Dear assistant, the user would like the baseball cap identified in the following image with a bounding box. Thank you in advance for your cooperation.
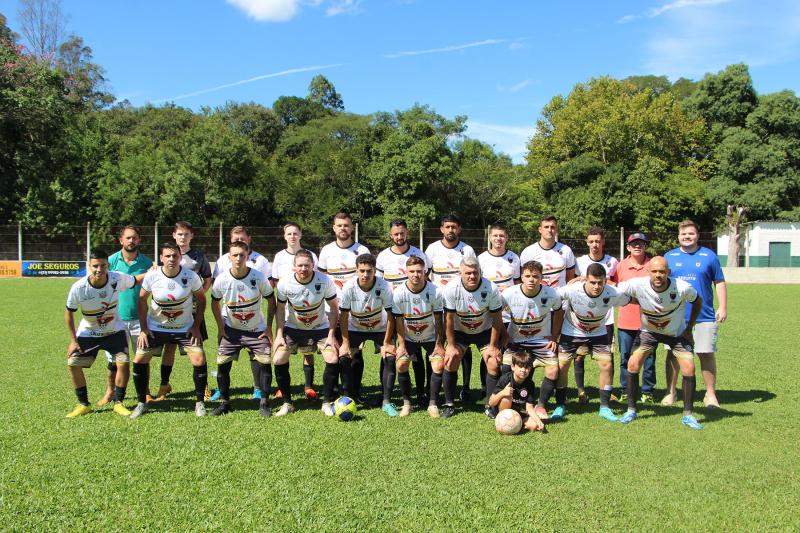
[627,232,649,244]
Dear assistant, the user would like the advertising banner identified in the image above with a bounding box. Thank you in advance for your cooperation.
[0,261,22,278]
[21,261,86,277]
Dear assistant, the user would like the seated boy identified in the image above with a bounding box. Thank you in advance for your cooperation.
[488,352,545,432]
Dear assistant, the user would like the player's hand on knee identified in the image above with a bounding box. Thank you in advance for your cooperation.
[137,330,152,349]
[338,343,351,358]
[67,340,81,357]
[380,343,396,358]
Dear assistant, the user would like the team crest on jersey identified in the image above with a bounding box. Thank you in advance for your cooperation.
[376,289,382,297]
[507,257,513,264]
[181,277,188,286]
[603,297,610,304]
[168,282,176,289]
[670,292,677,301]
[413,297,421,304]
[99,291,107,298]
[481,291,487,299]
[541,297,548,305]
[695,262,701,268]
[250,278,256,287]
[238,284,245,291]
[655,296,662,304]
[588,301,596,308]
[111,281,117,290]
[314,284,321,292]
[520,389,528,398]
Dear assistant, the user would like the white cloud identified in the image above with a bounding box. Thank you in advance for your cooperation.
[509,79,532,93]
[618,0,730,24]
[466,121,535,163]
[153,64,344,103]
[226,0,300,22]
[385,39,505,59]
[326,0,360,16]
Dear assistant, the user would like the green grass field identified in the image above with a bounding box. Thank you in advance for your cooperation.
[0,280,798,531]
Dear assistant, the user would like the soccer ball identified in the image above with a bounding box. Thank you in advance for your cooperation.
[495,409,522,435]
[334,396,358,421]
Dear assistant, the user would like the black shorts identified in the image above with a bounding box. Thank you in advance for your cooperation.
[404,340,437,362]
[347,330,387,350]
[68,331,129,367]
[634,330,694,360]
[558,334,612,362]
[453,329,492,352]
[136,330,205,356]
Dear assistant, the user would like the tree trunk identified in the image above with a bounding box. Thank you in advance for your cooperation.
[725,205,748,268]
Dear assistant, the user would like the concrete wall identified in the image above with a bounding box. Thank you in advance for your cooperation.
[718,222,800,267]
[721,267,800,283]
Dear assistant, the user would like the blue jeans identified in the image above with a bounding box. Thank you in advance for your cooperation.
[618,329,655,394]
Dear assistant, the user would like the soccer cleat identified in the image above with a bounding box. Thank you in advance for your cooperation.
[427,405,440,418]
[620,410,638,424]
[129,402,149,420]
[195,402,207,417]
[641,393,654,404]
[304,387,318,400]
[274,402,295,417]
[661,393,676,406]
[598,406,619,422]
[617,393,627,404]
[681,415,703,430]
[534,405,549,421]
[66,404,93,418]
[459,388,472,404]
[400,404,412,417]
[154,383,172,401]
[112,402,132,417]
[353,395,368,406]
[273,388,284,400]
[484,405,496,420]
[210,402,232,416]
[382,403,399,417]
[610,393,620,403]
[203,386,212,401]
[252,388,262,401]
[209,389,222,402]
[440,405,455,419]
[577,390,589,404]
[321,402,335,417]
[550,405,567,421]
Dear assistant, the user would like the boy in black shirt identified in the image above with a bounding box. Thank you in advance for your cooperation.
[489,352,545,432]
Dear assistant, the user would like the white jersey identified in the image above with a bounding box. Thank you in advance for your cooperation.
[211,268,274,332]
[276,271,337,331]
[618,277,698,337]
[558,283,630,338]
[519,242,576,288]
[213,250,271,280]
[479,249,520,322]
[575,253,620,325]
[502,285,562,345]
[392,281,443,343]
[66,272,136,337]
[340,277,393,332]
[271,249,319,282]
[142,266,204,332]
[375,245,429,290]
[317,241,370,295]
[424,240,477,287]
[442,277,503,334]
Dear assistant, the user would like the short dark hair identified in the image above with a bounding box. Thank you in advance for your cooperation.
[539,215,558,226]
[333,211,352,223]
[230,225,250,237]
[355,253,376,268]
[440,213,461,226]
[586,263,607,279]
[511,351,533,368]
[406,255,426,268]
[159,241,181,255]
[229,240,250,252]
[118,225,140,237]
[174,221,193,232]
[89,248,108,261]
[294,249,314,264]
[389,218,407,229]
[521,261,543,275]
[489,222,508,234]
[587,226,604,239]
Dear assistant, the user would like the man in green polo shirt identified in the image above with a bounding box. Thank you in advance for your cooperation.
[101,226,153,406]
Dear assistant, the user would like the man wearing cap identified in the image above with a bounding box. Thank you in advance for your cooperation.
[612,232,654,403]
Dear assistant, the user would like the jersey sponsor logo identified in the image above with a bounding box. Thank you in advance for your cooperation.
[238,283,245,291]
[168,282,176,289]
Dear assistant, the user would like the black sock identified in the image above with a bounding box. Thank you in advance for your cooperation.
[383,356,397,402]
[682,376,696,414]
[275,363,291,402]
[627,372,640,411]
[479,358,487,389]
[501,364,512,376]
[600,389,611,408]
[250,359,262,390]
[462,349,472,389]
[352,352,364,398]
[485,372,499,404]
[303,363,315,389]
[323,362,340,402]
[133,362,149,403]
[193,364,208,402]
[75,386,89,406]
[398,371,412,401]
[411,356,425,398]
[555,387,567,407]
[574,358,585,390]
[539,377,556,406]
[430,372,443,406]
[339,357,353,398]
[160,364,173,386]
[379,357,385,390]
[107,361,116,373]
[113,385,126,403]
[217,362,232,401]
[259,363,272,397]
[443,370,458,406]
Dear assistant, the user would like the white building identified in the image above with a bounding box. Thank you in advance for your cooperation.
[717,221,800,267]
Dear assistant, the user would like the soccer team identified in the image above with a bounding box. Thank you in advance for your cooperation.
[64,213,727,430]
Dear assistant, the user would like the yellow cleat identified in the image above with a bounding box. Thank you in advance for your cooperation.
[112,402,132,417]
[66,404,93,418]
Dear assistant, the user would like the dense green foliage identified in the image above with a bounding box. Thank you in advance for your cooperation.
[1,14,798,238]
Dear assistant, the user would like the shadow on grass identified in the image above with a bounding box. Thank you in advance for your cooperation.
[715,389,776,405]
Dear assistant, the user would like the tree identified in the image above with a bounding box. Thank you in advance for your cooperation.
[725,205,747,268]
[56,35,113,109]
[684,64,757,130]
[307,74,344,111]
[214,102,283,156]
[273,95,330,127]
[17,0,66,63]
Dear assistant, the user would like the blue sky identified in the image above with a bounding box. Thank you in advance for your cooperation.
[3,0,800,162]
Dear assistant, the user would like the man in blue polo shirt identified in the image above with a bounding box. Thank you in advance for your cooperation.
[663,219,727,408]
[104,226,153,405]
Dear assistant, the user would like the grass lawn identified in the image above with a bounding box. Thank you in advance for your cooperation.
[0,280,798,531]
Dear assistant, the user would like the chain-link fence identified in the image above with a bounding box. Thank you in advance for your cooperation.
[0,224,718,263]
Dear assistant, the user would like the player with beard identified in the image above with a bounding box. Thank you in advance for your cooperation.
[271,222,319,400]
[519,215,576,288]
[425,214,479,405]
[618,257,704,429]
[376,219,430,406]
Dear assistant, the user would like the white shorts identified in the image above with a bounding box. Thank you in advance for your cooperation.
[664,322,718,354]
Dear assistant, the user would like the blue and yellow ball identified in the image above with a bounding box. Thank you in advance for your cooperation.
[334,396,357,421]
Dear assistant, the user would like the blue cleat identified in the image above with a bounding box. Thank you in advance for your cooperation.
[382,403,399,417]
[681,415,703,430]
[598,406,620,422]
[252,388,262,400]
[620,410,638,424]
[210,389,222,402]
[550,405,567,420]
